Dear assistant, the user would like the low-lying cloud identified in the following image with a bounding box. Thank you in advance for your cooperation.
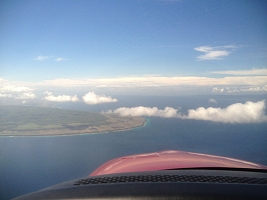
[212,85,267,93]
[0,81,36,100]
[44,91,79,102]
[107,106,181,118]
[186,100,267,123]
[107,100,267,123]
[83,92,118,105]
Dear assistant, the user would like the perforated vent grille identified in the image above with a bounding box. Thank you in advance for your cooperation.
[74,175,267,185]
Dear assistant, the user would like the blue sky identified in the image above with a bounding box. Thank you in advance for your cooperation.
[0,0,267,99]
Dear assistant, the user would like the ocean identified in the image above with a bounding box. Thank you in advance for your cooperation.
[1,95,267,199]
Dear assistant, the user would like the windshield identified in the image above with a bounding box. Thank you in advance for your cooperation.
[1,0,266,199]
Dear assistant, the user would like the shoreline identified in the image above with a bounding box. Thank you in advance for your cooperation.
[0,117,147,137]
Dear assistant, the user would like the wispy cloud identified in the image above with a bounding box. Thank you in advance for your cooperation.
[34,55,67,62]
[194,45,238,60]
[106,100,267,123]
[55,57,67,62]
[82,92,118,105]
[44,91,79,102]
[34,55,52,61]
[210,68,267,75]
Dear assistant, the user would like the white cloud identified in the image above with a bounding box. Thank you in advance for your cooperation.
[194,45,238,60]
[0,85,33,93]
[16,92,36,99]
[0,93,13,98]
[185,100,267,123]
[34,55,52,61]
[0,92,36,100]
[107,106,181,118]
[0,81,36,100]
[82,92,118,105]
[240,85,267,92]
[209,99,217,104]
[212,87,224,93]
[44,91,79,102]
[107,100,267,123]
[212,85,267,93]
[34,55,67,62]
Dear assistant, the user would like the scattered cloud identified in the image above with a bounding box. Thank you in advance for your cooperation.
[82,92,118,105]
[15,92,36,99]
[209,99,217,104]
[185,100,267,123]
[194,45,238,60]
[107,106,181,118]
[240,85,267,92]
[212,85,267,93]
[0,80,36,100]
[212,87,224,93]
[107,100,267,123]
[210,69,267,76]
[44,91,79,102]
[0,85,32,93]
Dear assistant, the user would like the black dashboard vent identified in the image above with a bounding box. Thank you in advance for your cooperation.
[74,175,267,185]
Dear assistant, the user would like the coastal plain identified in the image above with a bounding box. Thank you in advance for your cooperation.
[0,106,146,136]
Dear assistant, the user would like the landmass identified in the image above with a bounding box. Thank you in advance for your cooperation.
[0,106,146,136]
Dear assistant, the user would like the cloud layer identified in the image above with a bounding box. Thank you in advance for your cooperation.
[38,74,267,88]
[107,100,267,123]
[83,92,118,105]
[194,45,237,60]
[210,69,267,76]
[44,91,79,102]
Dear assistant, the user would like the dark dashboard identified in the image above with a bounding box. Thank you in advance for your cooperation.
[13,169,267,200]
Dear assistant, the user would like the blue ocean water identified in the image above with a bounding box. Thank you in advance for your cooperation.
[1,95,267,199]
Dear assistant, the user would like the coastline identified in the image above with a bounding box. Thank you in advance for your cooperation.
[0,116,147,137]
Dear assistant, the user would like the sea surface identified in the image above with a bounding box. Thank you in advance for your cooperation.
[1,95,267,199]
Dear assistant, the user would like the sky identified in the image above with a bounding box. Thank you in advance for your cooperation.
[0,0,267,120]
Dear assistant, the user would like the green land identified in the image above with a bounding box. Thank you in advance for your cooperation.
[0,106,146,136]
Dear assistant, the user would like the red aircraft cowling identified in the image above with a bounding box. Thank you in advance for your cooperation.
[90,150,267,176]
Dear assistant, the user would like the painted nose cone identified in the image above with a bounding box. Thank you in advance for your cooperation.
[90,150,267,176]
